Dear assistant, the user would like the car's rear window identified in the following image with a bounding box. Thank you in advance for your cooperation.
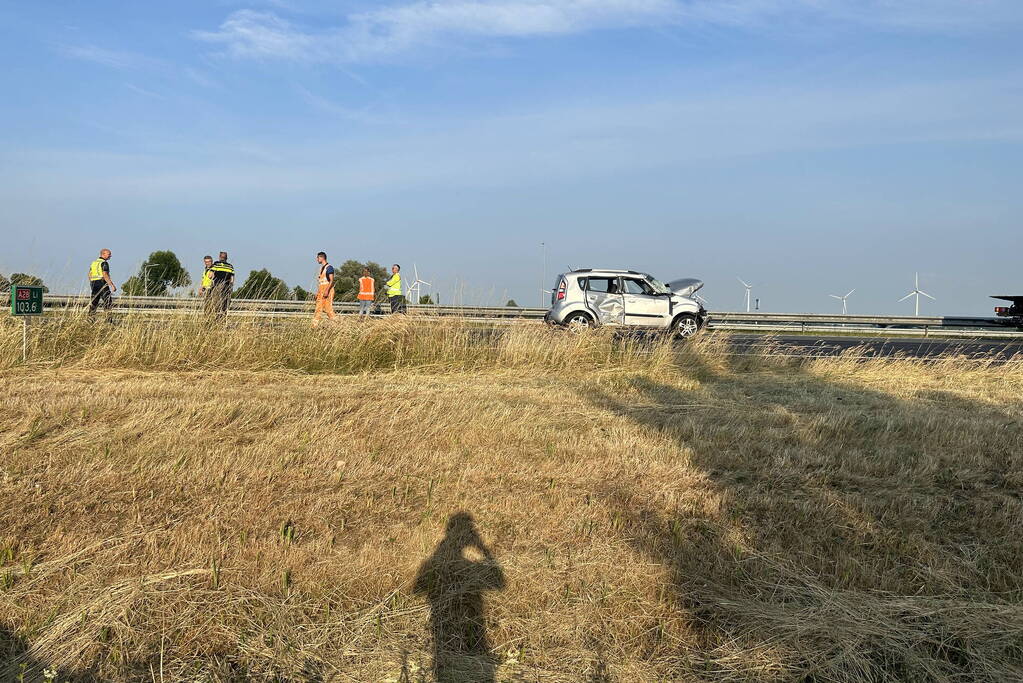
[582,277,618,293]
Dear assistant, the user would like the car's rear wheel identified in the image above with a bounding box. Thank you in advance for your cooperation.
[564,312,594,331]
[672,313,699,339]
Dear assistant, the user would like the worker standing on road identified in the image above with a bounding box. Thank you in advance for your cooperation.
[198,255,216,315]
[198,255,214,296]
[88,248,116,313]
[209,251,235,318]
[386,264,405,314]
[312,251,336,326]
[357,267,375,317]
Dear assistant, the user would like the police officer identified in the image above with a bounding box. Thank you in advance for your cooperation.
[88,248,116,313]
[209,251,235,317]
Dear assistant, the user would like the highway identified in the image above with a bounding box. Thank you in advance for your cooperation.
[726,334,1023,360]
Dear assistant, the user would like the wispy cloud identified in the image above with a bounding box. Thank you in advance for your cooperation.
[124,83,167,99]
[7,70,1021,200]
[294,84,384,123]
[193,0,1023,64]
[194,1,683,63]
[60,44,150,69]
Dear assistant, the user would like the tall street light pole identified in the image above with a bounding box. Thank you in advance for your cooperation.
[540,242,547,308]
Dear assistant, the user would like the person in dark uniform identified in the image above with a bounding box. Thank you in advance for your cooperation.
[88,248,116,313]
[209,251,235,317]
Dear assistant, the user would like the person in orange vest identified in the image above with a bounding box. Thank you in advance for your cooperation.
[312,251,336,326]
[357,267,375,316]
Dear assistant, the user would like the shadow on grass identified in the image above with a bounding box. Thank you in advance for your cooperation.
[1,624,57,683]
[414,512,506,683]
[588,351,1023,680]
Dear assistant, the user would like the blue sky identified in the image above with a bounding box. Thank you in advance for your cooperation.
[1,0,1021,313]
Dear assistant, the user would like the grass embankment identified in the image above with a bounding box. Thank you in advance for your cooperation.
[1,315,1021,681]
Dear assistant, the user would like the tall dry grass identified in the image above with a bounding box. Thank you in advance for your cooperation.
[1,313,1021,681]
[0,313,675,375]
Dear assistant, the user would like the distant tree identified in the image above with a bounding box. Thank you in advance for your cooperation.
[0,274,9,292]
[122,250,191,296]
[293,285,313,301]
[332,260,389,302]
[235,269,290,300]
[419,294,434,305]
[505,299,518,307]
[9,273,48,293]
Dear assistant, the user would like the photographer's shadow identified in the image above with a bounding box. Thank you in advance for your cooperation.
[414,513,505,683]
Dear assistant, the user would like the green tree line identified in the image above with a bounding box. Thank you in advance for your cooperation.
[0,273,48,293]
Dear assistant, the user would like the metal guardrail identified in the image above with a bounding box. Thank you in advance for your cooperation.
[34,294,1023,337]
[42,294,547,319]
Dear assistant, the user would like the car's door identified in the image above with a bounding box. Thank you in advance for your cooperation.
[621,277,670,327]
[582,276,625,325]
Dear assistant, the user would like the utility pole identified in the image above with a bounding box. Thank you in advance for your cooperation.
[540,242,547,308]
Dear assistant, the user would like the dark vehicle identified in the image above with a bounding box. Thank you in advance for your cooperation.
[991,295,1023,329]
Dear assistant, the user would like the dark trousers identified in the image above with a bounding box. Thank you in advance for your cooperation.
[210,285,232,317]
[89,280,112,312]
[389,295,406,314]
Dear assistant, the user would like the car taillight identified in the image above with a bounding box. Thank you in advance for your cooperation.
[556,280,567,301]
[995,307,1008,314]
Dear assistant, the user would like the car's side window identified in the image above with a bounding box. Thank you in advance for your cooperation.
[586,277,618,294]
[623,278,654,295]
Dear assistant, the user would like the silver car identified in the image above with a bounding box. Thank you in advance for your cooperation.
[545,269,708,337]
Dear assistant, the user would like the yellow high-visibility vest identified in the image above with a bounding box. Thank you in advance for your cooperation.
[201,268,213,289]
[386,273,402,297]
[89,258,106,281]
[210,261,234,275]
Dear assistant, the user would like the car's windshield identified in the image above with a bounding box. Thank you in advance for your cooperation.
[647,278,671,294]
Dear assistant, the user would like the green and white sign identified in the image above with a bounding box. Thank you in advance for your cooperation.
[10,285,44,316]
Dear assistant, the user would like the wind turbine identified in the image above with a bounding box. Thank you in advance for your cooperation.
[898,272,934,316]
[737,277,753,313]
[405,264,433,305]
[829,289,855,315]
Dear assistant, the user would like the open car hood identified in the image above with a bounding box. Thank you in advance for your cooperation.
[667,278,704,297]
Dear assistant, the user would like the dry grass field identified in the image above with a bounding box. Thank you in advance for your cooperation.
[1,315,1022,681]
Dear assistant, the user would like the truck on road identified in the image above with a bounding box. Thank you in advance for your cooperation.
[992,296,1023,329]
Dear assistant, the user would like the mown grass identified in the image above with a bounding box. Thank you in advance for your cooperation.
[0,314,1021,681]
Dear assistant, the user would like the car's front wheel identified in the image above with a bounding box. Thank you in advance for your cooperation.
[564,312,594,331]
[672,313,700,339]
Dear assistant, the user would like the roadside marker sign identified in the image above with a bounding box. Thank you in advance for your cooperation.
[10,285,43,362]
[11,285,44,316]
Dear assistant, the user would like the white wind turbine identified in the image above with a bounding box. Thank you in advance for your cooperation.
[405,264,432,305]
[898,272,934,316]
[737,277,753,312]
[829,289,855,315]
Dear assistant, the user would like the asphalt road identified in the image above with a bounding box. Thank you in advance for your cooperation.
[727,334,1023,360]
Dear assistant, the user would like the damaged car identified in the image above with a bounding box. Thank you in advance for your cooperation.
[545,269,709,337]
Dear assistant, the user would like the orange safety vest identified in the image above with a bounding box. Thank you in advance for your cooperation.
[358,276,375,301]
